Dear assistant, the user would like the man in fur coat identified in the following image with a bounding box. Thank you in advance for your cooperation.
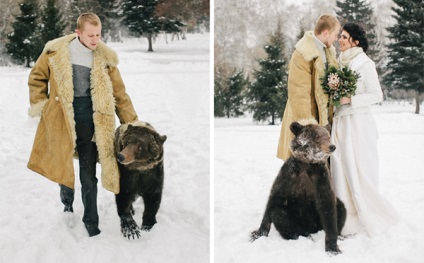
[277,14,340,161]
[27,13,138,236]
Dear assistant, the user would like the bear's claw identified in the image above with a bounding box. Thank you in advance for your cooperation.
[325,243,342,255]
[121,216,141,239]
[249,229,268,243]
[141,225,154,232]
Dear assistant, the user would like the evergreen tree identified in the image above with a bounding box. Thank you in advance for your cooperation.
[6,0,38,67]
[214,61,230,117]
[97,0,124,42]
[214,78,225,117]
[215,70,246,118]
[65,0,122,41]
[247,21,288,125]
[296,25,305,44]
[36,0,66,57]
[40,0,66,43]
[67,0,103,31]
[158,17,184,36]
[122,0,161,51]
[335,0,379,60]
[384,0,423,114]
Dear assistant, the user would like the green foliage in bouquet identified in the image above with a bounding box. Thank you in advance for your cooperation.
[321,66,360,107]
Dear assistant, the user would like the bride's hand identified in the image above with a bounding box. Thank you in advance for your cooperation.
[340,97,351,105]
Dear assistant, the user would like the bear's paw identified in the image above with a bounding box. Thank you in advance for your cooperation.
[120,215,141,239]
[249,228,269,242]
[140,224,154,232]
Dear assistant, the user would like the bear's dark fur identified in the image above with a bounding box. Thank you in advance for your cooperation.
[114,121,167,239]
[250,121,346,254]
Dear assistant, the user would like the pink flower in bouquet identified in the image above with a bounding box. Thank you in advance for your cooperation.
[327,73,340,90]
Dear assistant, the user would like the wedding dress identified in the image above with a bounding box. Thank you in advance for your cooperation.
[330,48,399,236]
[331,114,399,236]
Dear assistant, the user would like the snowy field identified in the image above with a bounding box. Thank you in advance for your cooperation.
[215,103,424,263]
[0,33,210,263]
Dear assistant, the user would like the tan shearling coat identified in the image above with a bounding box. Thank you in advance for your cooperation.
[276,31,338,160]
[28,33,138,194]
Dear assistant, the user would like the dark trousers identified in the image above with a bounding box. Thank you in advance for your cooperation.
[60,120,98,227]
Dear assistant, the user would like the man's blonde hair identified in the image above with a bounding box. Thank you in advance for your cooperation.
[76,13,101,31]
[314,14,340,35]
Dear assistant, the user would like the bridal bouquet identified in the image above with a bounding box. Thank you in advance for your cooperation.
[321,66,360,107]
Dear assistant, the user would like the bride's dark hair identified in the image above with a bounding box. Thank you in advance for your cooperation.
[342,23,369,53]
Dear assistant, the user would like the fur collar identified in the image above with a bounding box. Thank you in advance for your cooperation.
[44,33,118,67]
[296,31,337,63]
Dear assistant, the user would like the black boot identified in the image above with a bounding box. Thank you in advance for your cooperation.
[85,224,101,237]
[60,184,74,213]
[64,204,74,213]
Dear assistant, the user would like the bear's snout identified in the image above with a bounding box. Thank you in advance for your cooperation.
[329,145,336,152]
[117,153,126,163]
[117,151,135,165]
[117,145,136,165]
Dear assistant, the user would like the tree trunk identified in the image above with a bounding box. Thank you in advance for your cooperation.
[270,114,275,125]
[147,34,154,52]
[415,91,420,114]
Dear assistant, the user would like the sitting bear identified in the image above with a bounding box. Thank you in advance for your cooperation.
[250,121,346,254]
[115,121,167,239]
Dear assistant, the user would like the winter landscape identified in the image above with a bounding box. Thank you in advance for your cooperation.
[214,0,423,260]
[214,103,424,262]
[0,33,210,263]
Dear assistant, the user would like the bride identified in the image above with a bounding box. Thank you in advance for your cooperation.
[330,22,399,237]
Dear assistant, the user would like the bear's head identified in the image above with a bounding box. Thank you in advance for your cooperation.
[116,122,167,170]
[289,121,335,164]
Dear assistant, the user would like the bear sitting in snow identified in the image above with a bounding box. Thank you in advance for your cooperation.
[115,121,167,239]
[250,121,346,254]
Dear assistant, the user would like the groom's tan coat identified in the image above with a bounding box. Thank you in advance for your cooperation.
[27,34,138,194]
[277,31,338,160]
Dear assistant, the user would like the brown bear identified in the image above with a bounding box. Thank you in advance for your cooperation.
[250,121,346,254]
[114,121,167,239]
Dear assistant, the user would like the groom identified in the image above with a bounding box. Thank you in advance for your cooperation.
[276,14,340,161]
[27,13,138,237]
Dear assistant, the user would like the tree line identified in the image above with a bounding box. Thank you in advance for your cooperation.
[1,0,210,67]
[214,0,423,121]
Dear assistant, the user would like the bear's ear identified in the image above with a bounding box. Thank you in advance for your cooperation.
[160,135,167,143]
[324,123,331,133]
[154,134,167,144]
[125,124,135,133]
[290,122,304,136]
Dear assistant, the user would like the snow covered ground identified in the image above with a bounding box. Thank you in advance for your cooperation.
[1,28,423,263]
[0,33,210,263]
[214,103,424,262]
